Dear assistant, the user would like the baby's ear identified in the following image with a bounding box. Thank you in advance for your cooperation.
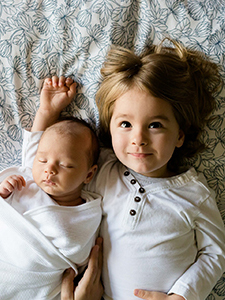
[84,165,98,184]
[176,130,185,148]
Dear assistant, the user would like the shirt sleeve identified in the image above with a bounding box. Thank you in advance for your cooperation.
[168,191,225,300]
[22,130,43,168]
[86,147,118,194]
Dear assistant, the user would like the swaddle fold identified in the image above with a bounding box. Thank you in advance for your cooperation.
[0,168,101,299]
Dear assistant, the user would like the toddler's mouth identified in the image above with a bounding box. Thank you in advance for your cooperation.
[129,153,152,158]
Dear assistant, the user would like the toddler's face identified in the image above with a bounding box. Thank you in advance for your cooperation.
[32,128,94,205]
[109,87,185,178]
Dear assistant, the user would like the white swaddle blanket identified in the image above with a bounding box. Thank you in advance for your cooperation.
[0,167,102,300]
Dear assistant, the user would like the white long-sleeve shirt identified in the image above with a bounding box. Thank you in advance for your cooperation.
[23,130,225,300]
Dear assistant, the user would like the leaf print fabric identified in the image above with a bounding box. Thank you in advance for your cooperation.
[0,1,224,298]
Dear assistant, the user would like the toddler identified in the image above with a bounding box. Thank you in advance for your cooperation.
[23,40,225,300]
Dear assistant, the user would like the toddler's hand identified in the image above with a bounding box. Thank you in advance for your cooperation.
[0,175,26,199]
[134,290,185,300]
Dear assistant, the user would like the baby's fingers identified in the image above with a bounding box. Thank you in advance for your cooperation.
[67,81,77,99]
[7,175,26,191]
[17,175,26,190]
[52,75,59,87]
[65,77,74,87]
[43,77,53,87]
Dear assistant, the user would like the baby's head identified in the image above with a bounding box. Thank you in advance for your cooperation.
[32,117,99,205]
[96,38,222,172]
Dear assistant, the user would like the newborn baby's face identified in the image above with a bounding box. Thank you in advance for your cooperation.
[32,127,92,206]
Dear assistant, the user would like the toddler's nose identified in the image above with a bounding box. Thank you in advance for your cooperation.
[131,129,148,146]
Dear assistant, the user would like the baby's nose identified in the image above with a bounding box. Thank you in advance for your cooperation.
[45,164,56,175]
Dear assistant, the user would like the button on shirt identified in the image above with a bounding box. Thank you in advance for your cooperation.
[22,131,225,300]
[87,148,225,300]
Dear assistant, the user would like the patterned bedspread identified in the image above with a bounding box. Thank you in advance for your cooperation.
[0,0,224,298]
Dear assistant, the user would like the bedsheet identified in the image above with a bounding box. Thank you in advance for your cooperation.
[0,0,224,299]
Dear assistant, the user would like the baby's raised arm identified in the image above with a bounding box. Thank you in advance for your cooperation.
[0,175,26,199]
[32,76,77,131]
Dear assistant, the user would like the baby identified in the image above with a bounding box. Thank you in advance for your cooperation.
[0,79,102,300]
[23,39,225,300]
[1,117,99,207]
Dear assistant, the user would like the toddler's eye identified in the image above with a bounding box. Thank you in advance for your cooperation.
[149,122,162,129]
[120,121,131,128]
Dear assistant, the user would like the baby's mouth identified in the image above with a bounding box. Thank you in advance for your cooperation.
[43,179,56,186]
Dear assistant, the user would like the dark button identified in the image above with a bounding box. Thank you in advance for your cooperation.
[130,179,136,184]
[134,196,141,202]
[124,171,130,176]
[130,209,136,216]
[139,187,145,193]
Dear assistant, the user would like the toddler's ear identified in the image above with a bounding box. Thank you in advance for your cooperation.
[84,165,98,184]
[176,130,185,148]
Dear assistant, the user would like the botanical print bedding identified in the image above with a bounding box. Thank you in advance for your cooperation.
[0,0,224,298]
